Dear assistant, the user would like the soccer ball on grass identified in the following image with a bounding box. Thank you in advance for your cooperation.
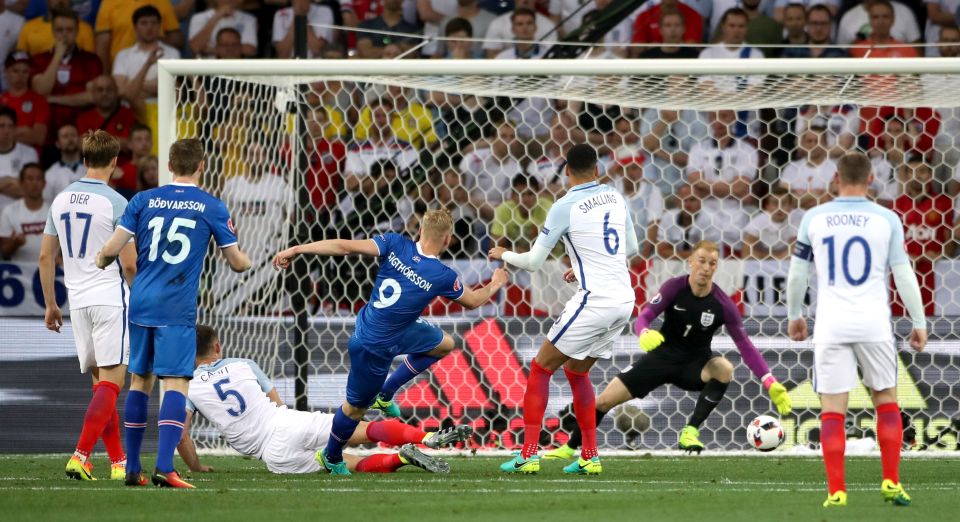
[746,415,784,452]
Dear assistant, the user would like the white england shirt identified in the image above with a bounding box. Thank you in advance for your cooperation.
[534,181,635,305]
[0,199,50,262]
[43,178,129,309]
[44,161,87,203]
[781,158,838,192]
[795,196,908,343]
[186,358,281,459]
[0,142,39,212]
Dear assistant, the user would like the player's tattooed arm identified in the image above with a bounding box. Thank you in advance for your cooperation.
[273,239,380,269]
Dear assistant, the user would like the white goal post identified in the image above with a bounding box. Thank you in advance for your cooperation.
[156,58,960,454]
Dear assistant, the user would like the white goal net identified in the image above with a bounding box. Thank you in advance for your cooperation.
[159,59,960,453]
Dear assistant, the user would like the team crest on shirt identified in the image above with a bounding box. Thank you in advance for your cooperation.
[227,218,235,233]
[649,293,662,305]
[413,255,421,262]
[700,311,715,327]
[453,279,461,292]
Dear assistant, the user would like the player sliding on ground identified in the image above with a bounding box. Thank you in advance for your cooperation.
[175,325,469,475]
[39,131,137,481]
[273,209,508,475]
[786,152,926,508]
[547,240,793,459]
[97,139,252,488]
[489,144,637,475]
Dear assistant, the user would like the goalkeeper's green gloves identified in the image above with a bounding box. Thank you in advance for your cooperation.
[638,329,665,352]
[764,375,792,416]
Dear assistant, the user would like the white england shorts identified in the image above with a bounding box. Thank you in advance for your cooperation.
[261,409,334,474]
[813,341,899,394]
[71,305,129,373]
[547,297,633,360]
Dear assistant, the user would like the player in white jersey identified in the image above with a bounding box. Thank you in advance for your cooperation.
[786,152,926,508]
[176,326,472,475]
[38,131,137,482]
[490,144,638,475]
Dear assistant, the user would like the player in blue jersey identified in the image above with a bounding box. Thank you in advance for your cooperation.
[272,209,508,475]
[96,138,252,488]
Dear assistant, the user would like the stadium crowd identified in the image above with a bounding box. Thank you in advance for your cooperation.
[1,0,959,314]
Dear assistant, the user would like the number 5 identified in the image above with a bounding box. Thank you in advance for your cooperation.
[213,377,246,417]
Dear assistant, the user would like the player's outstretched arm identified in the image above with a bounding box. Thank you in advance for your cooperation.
[273,239,381,270]
[96,228,134,269]
[38,234,63,333]
[488,244,551,272]
[786,218,813,341]
[176,411,213,473]
[455,268,509,309]
[722,295,792,416]
[221,245,252,273]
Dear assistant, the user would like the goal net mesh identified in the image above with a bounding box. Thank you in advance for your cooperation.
[172,66,960,453]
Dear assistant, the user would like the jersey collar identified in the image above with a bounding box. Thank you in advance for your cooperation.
[416,242,437,259]
[171,182,197,187]
[78,178,106,185]
[570,180,598,192]
[834,196,868,202]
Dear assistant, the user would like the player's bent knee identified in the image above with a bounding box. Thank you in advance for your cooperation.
[706,357,735,383]
[427,335,456,358]
[596,378,633,412]
[342,402,368,420]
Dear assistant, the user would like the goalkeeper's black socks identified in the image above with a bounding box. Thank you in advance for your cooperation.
[566,408,608,449]
[688,379,729,428]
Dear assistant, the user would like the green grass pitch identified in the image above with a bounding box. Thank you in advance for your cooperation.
[1,454,957,521]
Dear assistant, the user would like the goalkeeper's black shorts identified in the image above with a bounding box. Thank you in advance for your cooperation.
[616,348,720,399]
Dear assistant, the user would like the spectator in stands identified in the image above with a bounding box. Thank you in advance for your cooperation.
[436,0,496,58]
[895,158,952,315]
[526,116,576,196]
[137,155,159,191]
[494,7,547,59]
[96,0,181,68]
[698,8,764,94]
[16,0,96,56]
[924,0,960,56]
[773,0,838,23]
[0,52,48,149]
[76,75,136,146]
[742,0,782,52]
[212,27,244,59]
[742,186,800,260]
[30,9,102,148]
[781,3,807,45]
[458,120,523,221]
[188,0,256,57]
[631,0,703,47]
[781,4,848,58]
[0,106,35,213]
[781,128,837,209]
[550,0,599,37]
[483,0,555,58]
[113,5,181,120]
[43,124,85,202]
[612,145,664,257]
[430,167,481,257]
[686,109,758,211]
[272,0,335,59]
[490,174,552,252]
[686,109,755,254]
[350,158,405,233]
[636,11,700,59]
[0,162,47,262]
[850,0,919,58]
[838,0,920,46]
[342,97,418,222]
[304,104,346,228]
[113,123,152,198]
[793,104,858,156]
[0,5,25,92]
[640,108,707,196]
[436,17,482,59]
[418,0,462,57]
[656,183,704,259]
[355,85,437,150]
[355,0,417,59]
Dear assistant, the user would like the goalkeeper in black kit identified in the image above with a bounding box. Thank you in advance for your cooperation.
[545,241,793,457]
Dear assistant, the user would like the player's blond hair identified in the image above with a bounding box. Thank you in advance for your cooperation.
[420,208,454,241]
[691,240,720,256]
[81,130,120,168]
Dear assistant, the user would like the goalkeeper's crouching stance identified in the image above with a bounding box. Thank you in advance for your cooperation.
[546,241,792,457]
[176,326,471,476]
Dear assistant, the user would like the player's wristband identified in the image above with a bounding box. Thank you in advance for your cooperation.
[762,374,777,391]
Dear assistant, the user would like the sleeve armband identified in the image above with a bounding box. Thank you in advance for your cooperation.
[793,241,813,261]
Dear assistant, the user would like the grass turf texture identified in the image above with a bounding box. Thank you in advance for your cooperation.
[0,455,957,521]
